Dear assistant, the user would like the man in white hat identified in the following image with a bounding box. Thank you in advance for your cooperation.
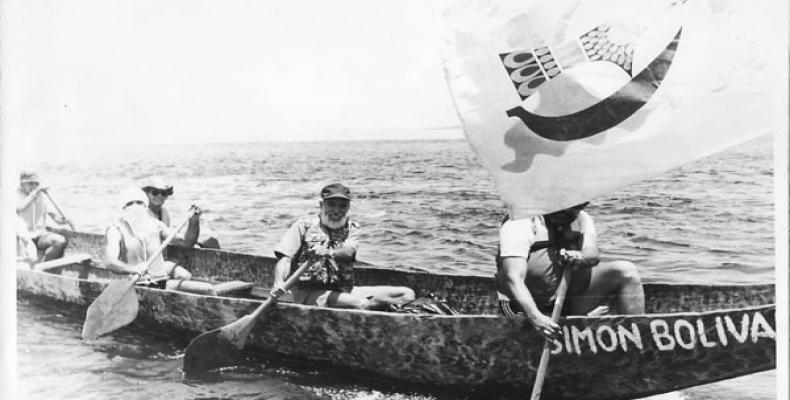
[16,171,71,261]
[141,176,219,249]
[104,187,215,295]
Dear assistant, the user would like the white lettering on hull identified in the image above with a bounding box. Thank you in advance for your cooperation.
[554,311,774,355]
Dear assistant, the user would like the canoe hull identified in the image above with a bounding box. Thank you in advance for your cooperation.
[16,229,777,400]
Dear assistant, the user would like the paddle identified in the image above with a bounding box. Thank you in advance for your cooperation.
[81,211,194,340]
[182,260,313,375]
[41,189,76,231]
[530,250,573,400]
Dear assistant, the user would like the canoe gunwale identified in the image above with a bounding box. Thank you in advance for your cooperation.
[21,228,776,399]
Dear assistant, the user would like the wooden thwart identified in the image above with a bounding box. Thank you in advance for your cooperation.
[34,253,91,271]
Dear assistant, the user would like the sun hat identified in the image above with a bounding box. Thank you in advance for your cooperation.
[141,176,174,195]
[20,171,41,184]
[320,183,351,200]
[119,187,148,209]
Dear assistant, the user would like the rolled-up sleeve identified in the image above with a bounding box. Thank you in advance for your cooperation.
[499,218,536,258]
[274,222,304,258]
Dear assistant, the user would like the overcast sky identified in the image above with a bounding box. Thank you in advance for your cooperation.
[2,0,462,154]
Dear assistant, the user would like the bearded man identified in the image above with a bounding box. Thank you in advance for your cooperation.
[104,187,215,295]
[271,183,415,309]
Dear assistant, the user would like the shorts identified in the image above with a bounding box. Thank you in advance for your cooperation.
[498,266,592,316]
[135,261,178,289]
[280,286,345,307]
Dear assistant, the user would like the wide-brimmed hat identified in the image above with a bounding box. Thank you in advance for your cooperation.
[119,187,148,209]
[141,176,174,195]
[320,183,351,200]
[20,171,40,184]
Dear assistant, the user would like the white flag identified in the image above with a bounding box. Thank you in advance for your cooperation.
[442,0,784,218]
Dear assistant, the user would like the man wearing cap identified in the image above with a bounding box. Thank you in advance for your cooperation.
[104,187,215,295]
[496,202,644,341]
[271,183,415,309]
[16,171,71,261]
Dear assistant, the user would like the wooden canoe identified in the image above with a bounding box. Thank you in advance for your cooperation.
[17,228,776,400]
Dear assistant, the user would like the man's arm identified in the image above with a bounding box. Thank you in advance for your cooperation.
[46,211,69,225]
[16,187,45,213]
[566,212,600,269]
[177,214,200,247]
[104,228,145,275]
[169,207,201,247]
[270,221,305,296]
[272,255,292,290]
[498,256,561,340]
[159,213,200,248]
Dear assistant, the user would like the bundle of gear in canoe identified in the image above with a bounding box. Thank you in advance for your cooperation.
[386,292,459,315]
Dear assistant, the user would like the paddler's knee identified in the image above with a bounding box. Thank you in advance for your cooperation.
[172,265,193,280]
[397,287,416,303]
[610,260,641,285]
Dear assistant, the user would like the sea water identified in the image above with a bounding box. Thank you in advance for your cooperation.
[17,137,775,399]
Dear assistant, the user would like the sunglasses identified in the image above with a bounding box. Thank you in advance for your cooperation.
[148,188,173,196]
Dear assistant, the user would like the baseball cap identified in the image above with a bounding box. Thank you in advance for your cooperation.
[320,183,351,200]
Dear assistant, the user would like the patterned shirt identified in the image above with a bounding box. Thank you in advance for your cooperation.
[274,217,360,292]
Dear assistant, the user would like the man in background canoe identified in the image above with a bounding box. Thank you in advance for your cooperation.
[270,183,415,309]
[104,187,215,295]
[16,171,72,261]
[496,202,644,340]
[141,176,220,249]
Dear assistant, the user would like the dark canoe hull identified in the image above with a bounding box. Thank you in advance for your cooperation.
[17,229,777,400]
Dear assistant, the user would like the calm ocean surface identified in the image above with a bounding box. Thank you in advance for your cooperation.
[18,136,775,399]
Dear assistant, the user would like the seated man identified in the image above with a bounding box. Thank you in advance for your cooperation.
[496,202,644,340]
[141,176,220,249]
[104,187,215,295]
[271,183,415,310]
[16,171,71,261]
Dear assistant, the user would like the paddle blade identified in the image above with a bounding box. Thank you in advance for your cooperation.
[182,314,257,375]
[82,277,139,340]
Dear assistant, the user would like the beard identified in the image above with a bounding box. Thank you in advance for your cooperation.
[320,209,348,230]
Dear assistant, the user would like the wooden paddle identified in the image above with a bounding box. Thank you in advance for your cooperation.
[182,260,313,375]
[81,211,194,340]
[530,250,573,400]
[41,189,76,231]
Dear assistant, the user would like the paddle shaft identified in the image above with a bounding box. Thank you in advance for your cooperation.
[248,260,314,321]
[530,264,572,400]
[41,190,75,231]
[139,211,193,274]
